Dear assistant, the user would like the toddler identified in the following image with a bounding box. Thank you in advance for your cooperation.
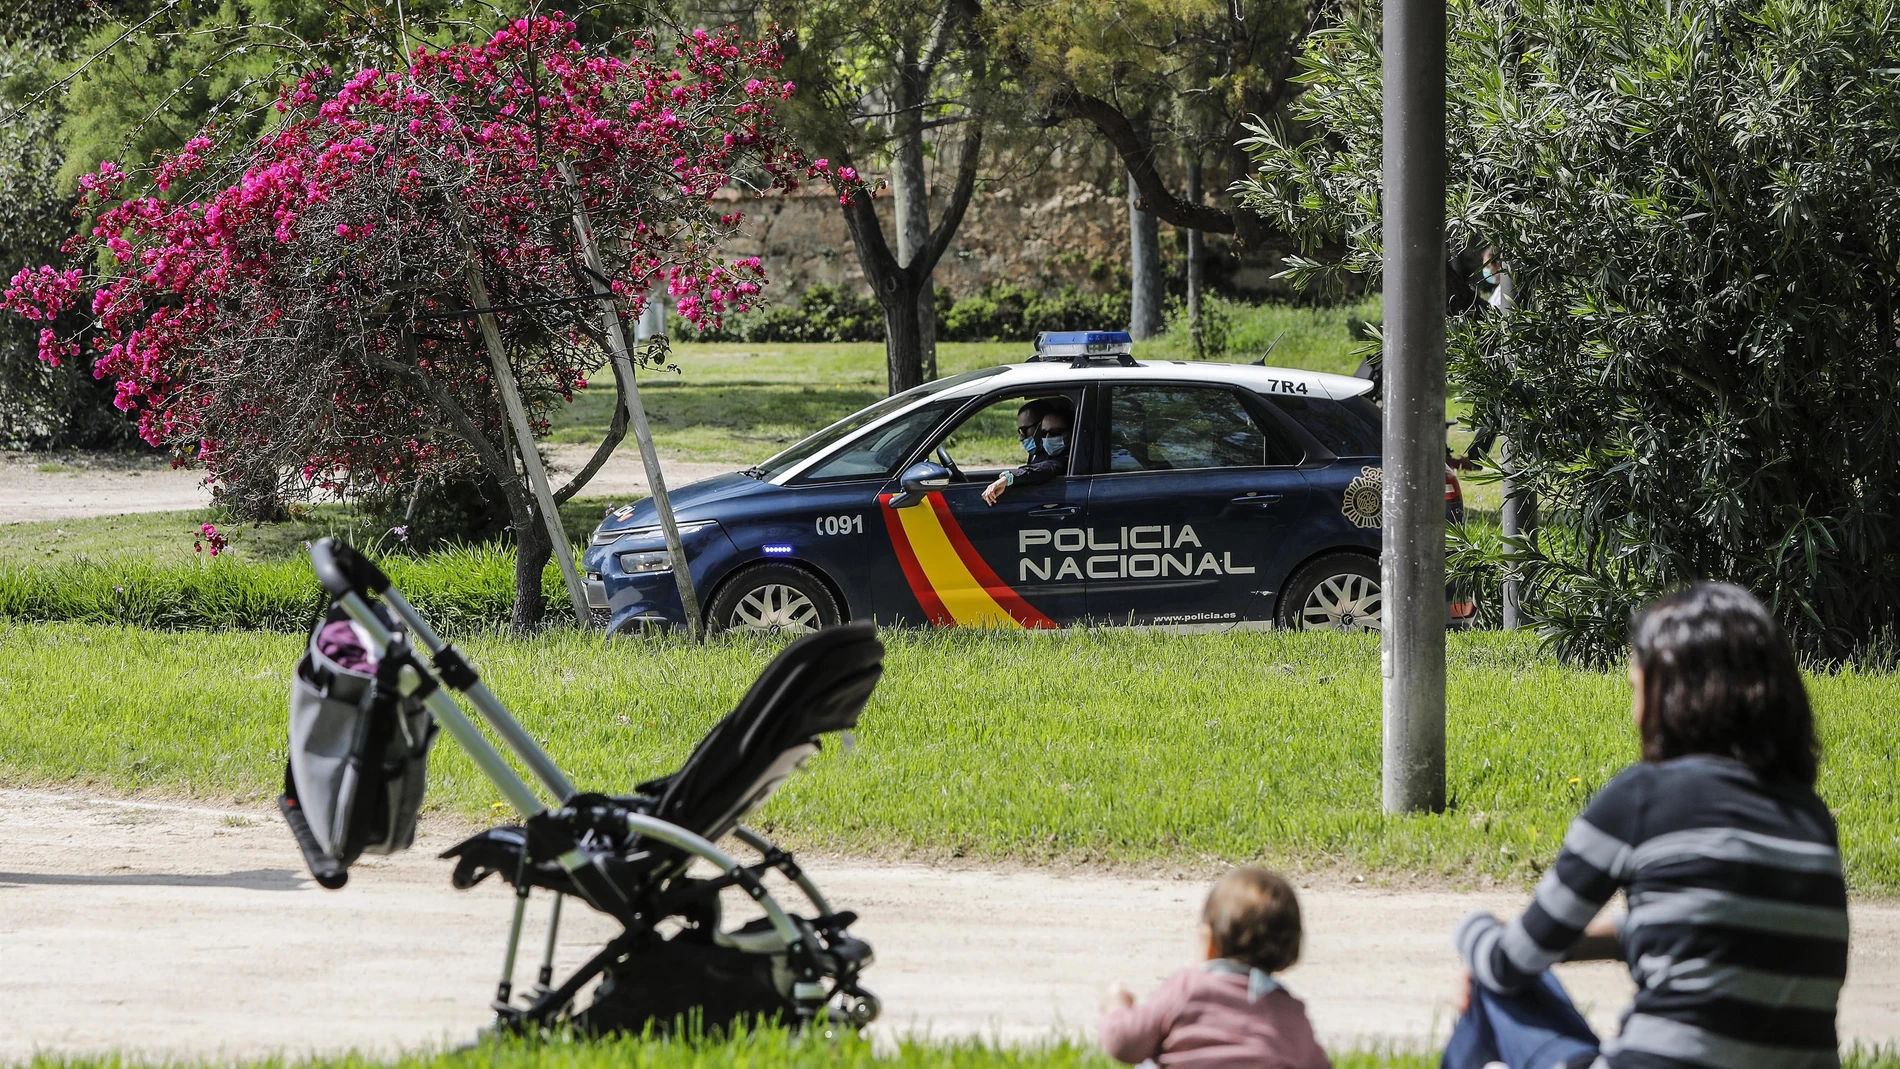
[1099,868,1331,1069]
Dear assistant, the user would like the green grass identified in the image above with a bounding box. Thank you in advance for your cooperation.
[4,622,1897,890]
[1,1032,1434,1069]
[1143,294,1384,376]
[14,1026,1900,1069]
[0,499,625,569]
[0,547,559,633]
[546,342,1030,464]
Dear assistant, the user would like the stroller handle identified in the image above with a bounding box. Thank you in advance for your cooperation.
[310,537,391,598]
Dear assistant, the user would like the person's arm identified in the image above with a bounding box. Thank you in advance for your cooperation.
[1458,767,1643,993]
[1097,975,1182,1065]
[983,453,1065,506]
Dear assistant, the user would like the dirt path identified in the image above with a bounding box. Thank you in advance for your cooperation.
[0,454,212,520]
[4,791,1898,1063]
[0,449,735,523]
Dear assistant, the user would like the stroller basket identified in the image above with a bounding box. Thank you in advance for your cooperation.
[280,538,882,1035]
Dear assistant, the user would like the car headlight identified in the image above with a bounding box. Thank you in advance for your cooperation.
[617,549,674,574]
[591,519,718,547]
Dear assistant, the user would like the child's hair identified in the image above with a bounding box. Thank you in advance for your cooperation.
[1630,582,1818,786]
[1202,867,1302,973]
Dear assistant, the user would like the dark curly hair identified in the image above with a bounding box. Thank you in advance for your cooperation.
[1631,582,1819,786]
[1202,868,1302,973]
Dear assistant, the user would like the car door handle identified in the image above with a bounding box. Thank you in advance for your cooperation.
[1230,493,1284,508]
[1028,503,1081,517]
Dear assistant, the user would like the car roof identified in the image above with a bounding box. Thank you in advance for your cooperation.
[942,360,1375,402]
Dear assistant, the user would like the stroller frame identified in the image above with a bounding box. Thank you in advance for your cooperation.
[286,539,879,1033]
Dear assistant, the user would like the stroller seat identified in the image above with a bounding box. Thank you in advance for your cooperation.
[280,540,884,1038]
[442,622,881,898]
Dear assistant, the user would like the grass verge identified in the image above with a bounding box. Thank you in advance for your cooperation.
[3,623,1896,890]
[0,548,550,633]
[15,1030,1900,1069]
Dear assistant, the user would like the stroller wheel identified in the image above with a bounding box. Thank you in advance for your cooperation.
[842,989,880,1027]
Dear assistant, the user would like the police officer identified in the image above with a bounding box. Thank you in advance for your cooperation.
[983,399,1072,506]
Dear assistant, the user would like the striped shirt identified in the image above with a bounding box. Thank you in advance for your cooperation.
[1457,755,1848,1069]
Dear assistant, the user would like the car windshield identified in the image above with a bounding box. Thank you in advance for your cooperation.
[750,367,1006,480]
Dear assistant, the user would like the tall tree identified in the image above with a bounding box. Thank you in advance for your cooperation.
[6,17,799,629]
[0,12,136,448]
[991,0,1324,249]
[1126,170,1163,338]
[772,0,989,392]
[1242,0,1900,661]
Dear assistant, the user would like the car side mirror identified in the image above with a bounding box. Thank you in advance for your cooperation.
[887,460,950,509]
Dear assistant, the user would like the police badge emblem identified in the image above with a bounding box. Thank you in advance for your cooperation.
[1343,466,1383,528]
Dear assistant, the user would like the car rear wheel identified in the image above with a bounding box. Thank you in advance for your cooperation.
[1279,553,1382,632]
[707,563,842,636]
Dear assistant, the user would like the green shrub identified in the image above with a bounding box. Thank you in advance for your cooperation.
[0,545,562,634]
[1243,0,1900,661]
[692,284,1130,345]
[936,284,1129,343]
[693,285,886,343]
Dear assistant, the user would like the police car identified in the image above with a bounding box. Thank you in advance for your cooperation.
[582,331,1471,635]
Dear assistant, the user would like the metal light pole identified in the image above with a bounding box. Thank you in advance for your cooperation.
[1500,438,1522,631]
[1381,0,1448,813]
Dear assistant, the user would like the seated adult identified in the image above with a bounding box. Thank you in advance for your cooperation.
[1445,582,1847,1069]
[982,400,1072,506]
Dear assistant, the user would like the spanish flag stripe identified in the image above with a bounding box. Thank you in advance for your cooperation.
[892,494,1021,628]
[876,493,953,626]
[926,493,1058,629]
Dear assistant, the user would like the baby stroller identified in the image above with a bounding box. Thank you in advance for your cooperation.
[278,538,883,1035]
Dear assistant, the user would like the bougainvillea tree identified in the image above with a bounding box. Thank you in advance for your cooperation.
[5,14,812,629]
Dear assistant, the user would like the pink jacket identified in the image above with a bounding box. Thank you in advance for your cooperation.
[1099,965,1331,1069]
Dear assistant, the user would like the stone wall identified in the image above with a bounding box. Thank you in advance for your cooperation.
[718,161,1293,306]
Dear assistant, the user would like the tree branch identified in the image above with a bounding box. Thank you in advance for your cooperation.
[920,118,984,276]
[552,363,629,503]
[372,332,530,521]
[832,148,906,293]
[1048,86,1238,235]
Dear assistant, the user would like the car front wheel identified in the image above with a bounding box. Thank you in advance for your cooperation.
[1278,553,1382,632]
[706,563,842,636]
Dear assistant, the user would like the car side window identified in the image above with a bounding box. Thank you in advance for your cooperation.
[794,402,951,483]
[931,391,1081,476]
[1268,394,1381,458]
[1108,386,1299,472]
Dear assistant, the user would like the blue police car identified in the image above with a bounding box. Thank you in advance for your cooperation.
[581,332,1471,635]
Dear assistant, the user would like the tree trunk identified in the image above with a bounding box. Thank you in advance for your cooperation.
[1185,155,1206,359]
[881,281,927,393]
[892,114,939,383]
[511,501,552,633]
[1128,171,1164,340]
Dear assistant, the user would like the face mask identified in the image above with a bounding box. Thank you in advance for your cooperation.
[1021,436,1042,455]
[1041,435,1068,457]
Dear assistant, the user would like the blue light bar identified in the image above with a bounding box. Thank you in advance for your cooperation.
[1039,330,1132,348]
[1035,329,1135,362]
[762,544,794,556]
